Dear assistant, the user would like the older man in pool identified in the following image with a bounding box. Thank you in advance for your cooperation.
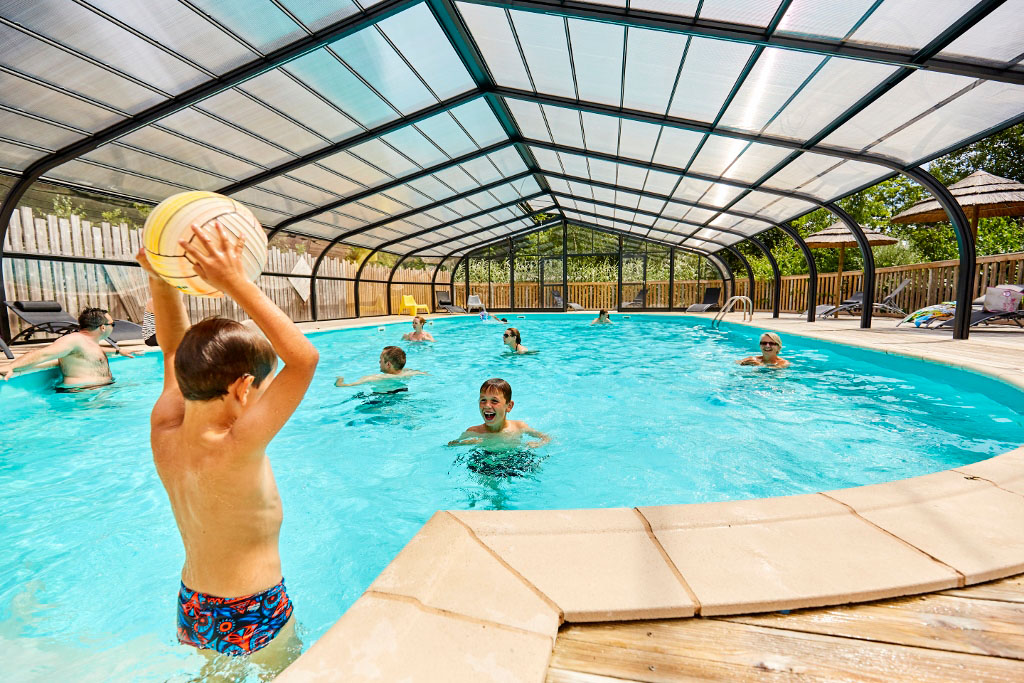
[0,307,136,390]
[739,332,790,368]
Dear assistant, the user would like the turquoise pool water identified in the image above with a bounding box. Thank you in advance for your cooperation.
[2,314,1022,680]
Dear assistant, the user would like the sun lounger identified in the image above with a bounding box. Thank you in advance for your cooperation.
[686,287,720,312]
[552,290,583,311]
[399,294,429,316]
[4,300,79,343]
[466,295,485,312]
[435,290,466,314]
[108,320,144,344]
[819,278,911,318]
[619,288,646,310]
[0,336,12,360]
[936,284,1024,329]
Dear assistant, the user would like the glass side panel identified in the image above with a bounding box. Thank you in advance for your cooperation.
[510,10,576,98]
[456,2,533,91]
[314,279,356,320]
[668,37,754,122]
[568,18,625,107]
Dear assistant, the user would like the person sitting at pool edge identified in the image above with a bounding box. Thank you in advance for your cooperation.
[0,307,137,390]
[503,327,531,354]
[591,309,613,325]
[448,377,551,448]
[137,223,318,671]
[335,345,426,388]
[402,316,435,342]
[739,332,790,368]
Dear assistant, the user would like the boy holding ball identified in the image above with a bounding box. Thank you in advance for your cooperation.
[138,222,318,672]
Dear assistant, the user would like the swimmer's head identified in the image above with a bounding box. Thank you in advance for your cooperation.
[79,307,115,340]
[380,345,407,373]
[759,332,782,354]
[175,317,277,402]
[412,316,426,329]
[503,327,521,346]
[479,378,513,426]
[599,309,609,319]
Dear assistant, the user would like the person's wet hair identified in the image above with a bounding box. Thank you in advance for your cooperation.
[174,318,277,401]
[78,307,109,330]
[480,377,512,401]
[599,309,608,316]
[381,345,407,370]
[505,327,521,345]
[413,316,426,326]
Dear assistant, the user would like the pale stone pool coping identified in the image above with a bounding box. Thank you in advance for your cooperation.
[277,311,1024,681]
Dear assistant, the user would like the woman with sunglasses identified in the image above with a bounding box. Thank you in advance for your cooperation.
[502,327,531,355]
[739,332,790,368]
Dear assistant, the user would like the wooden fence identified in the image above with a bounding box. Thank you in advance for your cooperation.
[5,207,1023,336]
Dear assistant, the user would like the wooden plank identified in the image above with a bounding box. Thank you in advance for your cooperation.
[716,593,1024,660]
[940,576,1024,605]
[551,618,1024,682]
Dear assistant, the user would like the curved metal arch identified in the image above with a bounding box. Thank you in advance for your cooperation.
[349,190,547,315]
[723,245,756,305]
[746,235,781,318]
[774,222,818,322]
[903,166,976,339]
[825,202,876,329]
[703,252,734,302]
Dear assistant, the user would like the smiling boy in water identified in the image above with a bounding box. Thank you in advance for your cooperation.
[448,378,550,448]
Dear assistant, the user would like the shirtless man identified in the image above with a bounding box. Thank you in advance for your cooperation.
[0,308,136,390]
[739,332,791,368]
[401,316,435,342]
[448,378,550,448]
[139,223,318,672]
[335,345,426,390]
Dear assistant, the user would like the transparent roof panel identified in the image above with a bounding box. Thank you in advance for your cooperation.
[568,19,625,107]
[667,37,754,122]
[238,70,363,144]
[848,0,972,52]
[718,49,825,134]
[940,0,1024,64]
[283,49,397,129]
[0,70,124,133]
[697,1,786,28]
[623,29,689,114]
[0,139,46,172]
[775,0,878,40]
[197,89,328,157]
[509,10,576,99]
[187,0,307,54]
[455,3,532,91]
[0,110,83,151]
[630,0,700,16]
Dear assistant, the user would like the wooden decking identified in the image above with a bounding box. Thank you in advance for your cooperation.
[547,574,1024,682]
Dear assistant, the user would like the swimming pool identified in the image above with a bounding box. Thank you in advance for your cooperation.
[2,314,1022,681]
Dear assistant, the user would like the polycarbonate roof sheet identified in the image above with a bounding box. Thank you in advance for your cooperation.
[2,0,1023,262]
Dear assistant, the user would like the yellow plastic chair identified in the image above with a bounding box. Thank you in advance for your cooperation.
[400,294,429,316]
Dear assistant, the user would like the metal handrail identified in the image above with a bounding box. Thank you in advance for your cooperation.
[711,296,753,328]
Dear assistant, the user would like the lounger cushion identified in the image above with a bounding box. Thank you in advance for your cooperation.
[14,300,63,312]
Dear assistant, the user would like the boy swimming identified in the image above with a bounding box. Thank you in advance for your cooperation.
[335,345,426,390]
[137,223,318,672]
[401,316,435,342]
[449,378,550,448]
[590,309,612,325]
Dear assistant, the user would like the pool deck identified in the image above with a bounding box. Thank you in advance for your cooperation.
[5,311,1023,681]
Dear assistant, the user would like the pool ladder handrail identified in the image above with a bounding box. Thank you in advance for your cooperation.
[711,296,753,328]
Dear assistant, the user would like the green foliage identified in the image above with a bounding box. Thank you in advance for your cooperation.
[101,208,132,227]
[52,195,84,219]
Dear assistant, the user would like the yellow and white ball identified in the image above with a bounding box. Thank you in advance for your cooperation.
[143,191,267,297]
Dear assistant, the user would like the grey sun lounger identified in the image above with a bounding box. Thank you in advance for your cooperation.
[937,284,1024,329]
[818,278,911,318]
[552,290,583,311]
[435,290,466,314]
[619,288,647,309]
[686,287,720,312]
[4,300,79,342]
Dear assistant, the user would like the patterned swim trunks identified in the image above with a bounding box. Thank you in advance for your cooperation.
[177,578,293,656]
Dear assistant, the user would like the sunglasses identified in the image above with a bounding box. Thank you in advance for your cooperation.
[759,341,778,347]
[503,332,513,338]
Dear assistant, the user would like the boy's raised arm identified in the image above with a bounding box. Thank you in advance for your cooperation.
[181,224,318,447]
[136,248,190,394]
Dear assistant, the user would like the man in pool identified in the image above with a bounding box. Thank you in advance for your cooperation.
[0,307,136,390]
[335,345,426,389]
[590,309,613,325]
[449,378,550,448]
[137,223,318,670]
[401,316,435,342]
[739,332,790,368]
